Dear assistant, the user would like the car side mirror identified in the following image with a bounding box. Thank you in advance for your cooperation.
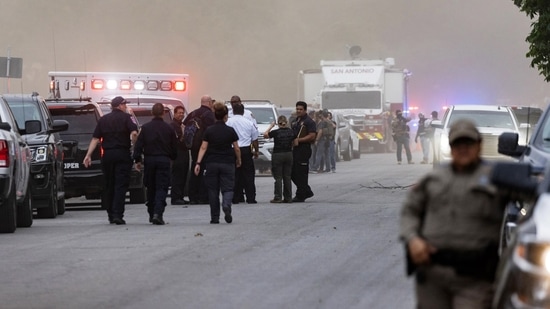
[491,162,538,195]
[25,120,41,134]
[51,119,69,133]
[498,132,525,158]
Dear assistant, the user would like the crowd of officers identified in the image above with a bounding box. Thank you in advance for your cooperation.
[84,96,319,226]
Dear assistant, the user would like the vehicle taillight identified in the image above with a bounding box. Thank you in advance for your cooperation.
[0,140,9,167]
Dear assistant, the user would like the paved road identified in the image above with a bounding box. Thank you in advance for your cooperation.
[0,151,431,309]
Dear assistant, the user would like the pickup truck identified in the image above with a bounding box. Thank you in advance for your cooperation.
[0,95,36,233]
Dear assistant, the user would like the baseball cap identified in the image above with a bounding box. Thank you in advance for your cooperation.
[448,119,481,145]
[111,96,128,107]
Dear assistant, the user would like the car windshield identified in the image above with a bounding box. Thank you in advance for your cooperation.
[132,109,171,124]
[49,106,98,135]
[8,101,43,129]
[448,110,515,129]
[246,107,277,124]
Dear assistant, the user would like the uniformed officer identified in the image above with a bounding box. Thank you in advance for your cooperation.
[226,103,259,204]
[399,119,507,308]
[291,101,317,202]
[170,105,190,206]
[183,95,216,204]
[133,103,177,225]
[83,96,138,225]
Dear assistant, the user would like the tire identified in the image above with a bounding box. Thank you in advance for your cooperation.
[57,197,66,215]
[343,140,352,161]
[16,185,33,228]
[335,140,341,162]
[36,183,58,219]
[129,187,146,204]
[353,143,361,159]
[0,182,17,233]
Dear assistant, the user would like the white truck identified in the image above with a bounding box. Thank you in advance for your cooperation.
[48,71,190,112]
[318,58,407,153]
[297,69,324,108]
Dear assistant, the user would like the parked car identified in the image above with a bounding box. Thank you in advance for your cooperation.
[46,98,107,206]
[330,110,356,161]
[431,104,521,167]
[227,100,278,174]
[96,102,146,204]
[490,161,548,309]
[4,93,68,218]
[0,95,34,232]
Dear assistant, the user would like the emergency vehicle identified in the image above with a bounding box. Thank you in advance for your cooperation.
[48,71,189,112]
[318,58,408,153]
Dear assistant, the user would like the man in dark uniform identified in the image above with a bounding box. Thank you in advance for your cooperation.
[133,103,177,225]
[83,96,138,225]
[291,101,317,202]
[400,119,508,308]
[170,105,190,206]
[182,95,215,204]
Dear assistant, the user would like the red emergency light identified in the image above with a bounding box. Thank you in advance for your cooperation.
[120,80,132,90]
[174,81,186,91]
[91,79,105,90]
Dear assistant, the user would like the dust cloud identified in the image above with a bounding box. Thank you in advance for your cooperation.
[0,0,547,112]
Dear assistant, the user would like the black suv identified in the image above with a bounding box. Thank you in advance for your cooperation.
[4,93,69,218]
[46,98,106,206]
[61,101,146,204]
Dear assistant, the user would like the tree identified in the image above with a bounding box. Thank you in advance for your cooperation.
[514,0,550,81]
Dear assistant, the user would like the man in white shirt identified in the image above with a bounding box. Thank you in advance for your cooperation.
[226,102,260,204]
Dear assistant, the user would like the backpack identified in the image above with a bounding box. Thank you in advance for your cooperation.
[183,116,203,149]
[323,119,335,140]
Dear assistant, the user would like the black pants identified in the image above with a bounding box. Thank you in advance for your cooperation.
[144,156,171,217]
[102,149,132,220]
[204,162,235,220]
[189,148,208,202]
[235,147,256,202]
[170,148,189,201]
[291,143,313,199]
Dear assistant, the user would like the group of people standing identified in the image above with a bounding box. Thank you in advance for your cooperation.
[391,109,439,165]
[84,96,319,226]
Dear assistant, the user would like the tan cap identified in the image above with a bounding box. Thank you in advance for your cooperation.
[448,119,481,144]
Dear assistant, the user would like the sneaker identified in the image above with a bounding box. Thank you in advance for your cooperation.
[270,199,283,203]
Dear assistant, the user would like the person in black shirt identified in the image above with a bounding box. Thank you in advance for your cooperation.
[183,95,216,204]
[291,101,317,202]
[194,102,241,224]
[133,103,177,225]
[170,105,190,206]
[264,115,296,203]
[83,96,138,225]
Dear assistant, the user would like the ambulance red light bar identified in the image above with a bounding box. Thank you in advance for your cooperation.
[91,78,187,92]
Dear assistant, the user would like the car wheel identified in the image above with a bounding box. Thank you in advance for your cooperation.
[57,197,66,215]
[353,143,361,159]
[129,187,146,204]
[336,140,341,162]
[36,183,58,219]
[16,185,33,228]
[0,182,17,233]
[343,141,352,161]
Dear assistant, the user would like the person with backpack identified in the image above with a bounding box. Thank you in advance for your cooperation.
[182,95,215,204]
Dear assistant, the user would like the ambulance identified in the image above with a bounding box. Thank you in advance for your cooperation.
[48,71,190,112]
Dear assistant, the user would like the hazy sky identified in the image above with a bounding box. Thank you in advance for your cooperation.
[0,0,547,112]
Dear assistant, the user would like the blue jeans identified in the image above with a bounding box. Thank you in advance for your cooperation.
[203,162,235,220]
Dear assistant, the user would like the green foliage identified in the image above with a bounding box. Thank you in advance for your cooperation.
[514,0,550,82]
